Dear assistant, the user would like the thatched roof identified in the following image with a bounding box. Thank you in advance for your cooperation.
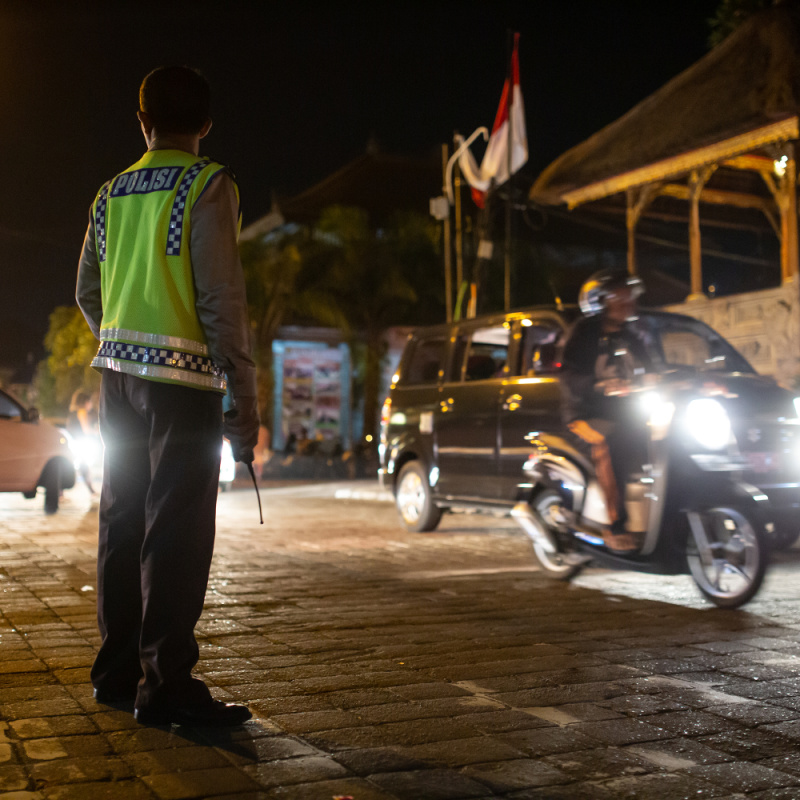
[280,152,440,223]
[531,1,800,207]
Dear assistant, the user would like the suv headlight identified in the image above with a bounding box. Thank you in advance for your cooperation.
[686,398,731,451]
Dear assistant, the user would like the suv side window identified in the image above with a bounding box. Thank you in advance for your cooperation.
[451,325,510,382]
[518,321,564,376]
[402,336,447,385]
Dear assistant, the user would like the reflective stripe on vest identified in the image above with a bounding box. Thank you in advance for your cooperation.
[95,181,111,262]
[166,161,207,256]
[91,330,226,392]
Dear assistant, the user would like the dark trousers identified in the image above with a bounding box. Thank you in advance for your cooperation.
[90,370,223,708]
[568,417,647,526]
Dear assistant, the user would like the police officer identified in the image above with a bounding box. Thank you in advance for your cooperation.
[76,66,259,726]
[561,268,657,553]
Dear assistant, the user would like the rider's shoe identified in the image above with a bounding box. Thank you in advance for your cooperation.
[603,521,643,554]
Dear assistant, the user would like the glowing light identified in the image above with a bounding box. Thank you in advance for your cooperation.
[642,392,674,440]
[365,434,373,442]
[521,318,533,327]
[686,398,731,451]
[775,155,789,177]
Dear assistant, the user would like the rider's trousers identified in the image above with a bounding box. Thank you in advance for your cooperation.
[568,418,645,527]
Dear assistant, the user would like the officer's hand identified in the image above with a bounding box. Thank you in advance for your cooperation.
[223,397,260,463]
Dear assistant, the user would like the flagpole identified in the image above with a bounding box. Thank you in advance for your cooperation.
[504,30,514,313]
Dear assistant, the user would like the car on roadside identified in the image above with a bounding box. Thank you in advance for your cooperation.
[0,387,76,514]
[378,305,800,549]
[58,428,237,493]
[219,438,236,491]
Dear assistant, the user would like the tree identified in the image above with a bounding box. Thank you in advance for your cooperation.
[316,206,438,438]
[35,306,99,416]
[240,229,345,432]
[708,0,773,48]
[241,206,441,442]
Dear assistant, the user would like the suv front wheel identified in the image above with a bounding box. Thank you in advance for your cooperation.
[395,461,442,533]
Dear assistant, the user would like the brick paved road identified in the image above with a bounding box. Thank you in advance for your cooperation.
[3,481,800,798]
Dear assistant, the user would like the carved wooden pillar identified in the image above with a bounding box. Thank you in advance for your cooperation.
[687,166,717,298]
[626,188,637,276]
[759,143,798,284]
[781,145,798,283]
[625,184,659,275]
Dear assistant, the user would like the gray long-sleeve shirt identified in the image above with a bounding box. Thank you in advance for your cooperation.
[76,163,257,409]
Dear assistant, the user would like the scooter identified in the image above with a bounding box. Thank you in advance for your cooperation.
[511,378,777,608]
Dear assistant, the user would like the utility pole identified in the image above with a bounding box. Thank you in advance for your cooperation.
[454,154,464,305]
[441,144,453,322]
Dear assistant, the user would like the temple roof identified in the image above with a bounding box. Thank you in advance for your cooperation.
[530,1,800,208]
[241,151,441,240]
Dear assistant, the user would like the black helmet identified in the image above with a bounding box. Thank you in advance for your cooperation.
[578,268,644,316]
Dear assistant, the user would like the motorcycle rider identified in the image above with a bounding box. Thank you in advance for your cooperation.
[560,268,660,553]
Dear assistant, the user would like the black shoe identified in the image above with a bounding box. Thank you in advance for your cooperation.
[134,699,252,727]
[93,686,137,704]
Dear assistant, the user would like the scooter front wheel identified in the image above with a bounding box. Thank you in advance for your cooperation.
[530,491,585,580]
[686,507,768,608]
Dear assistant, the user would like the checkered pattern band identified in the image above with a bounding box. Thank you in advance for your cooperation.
[93,341,226,392]
[100,327,209,356]
[95,182,111,262]
[166,162,206,256]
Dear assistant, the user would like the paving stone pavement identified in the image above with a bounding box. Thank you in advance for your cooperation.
[3,481,800,798]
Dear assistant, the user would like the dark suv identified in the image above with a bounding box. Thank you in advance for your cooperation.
[379,306,800,546]
[379,306,576,530]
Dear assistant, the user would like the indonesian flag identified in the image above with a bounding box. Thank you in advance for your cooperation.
[459,33,528,208]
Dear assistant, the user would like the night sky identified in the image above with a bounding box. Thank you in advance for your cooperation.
[0,0,720,376]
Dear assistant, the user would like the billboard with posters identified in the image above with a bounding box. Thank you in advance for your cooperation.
[281,346,344,444]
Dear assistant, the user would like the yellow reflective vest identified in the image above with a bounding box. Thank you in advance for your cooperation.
[90,150,237,393]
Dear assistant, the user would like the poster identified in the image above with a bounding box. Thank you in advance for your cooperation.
[282,347,343,442]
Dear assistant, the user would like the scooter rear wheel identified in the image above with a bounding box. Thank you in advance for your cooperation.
[530,491,584,580]
[686,507,767,608]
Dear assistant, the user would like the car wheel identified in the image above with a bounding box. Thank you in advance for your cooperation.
[42,462,62,515]
[395,461,442,532]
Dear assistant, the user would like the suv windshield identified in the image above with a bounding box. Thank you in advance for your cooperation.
[643,312,755,375]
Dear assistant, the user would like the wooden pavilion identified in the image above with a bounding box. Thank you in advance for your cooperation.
[530,1,800,379]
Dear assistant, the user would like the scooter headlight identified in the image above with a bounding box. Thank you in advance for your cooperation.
[686,398,731,451]
[641,391,675,441]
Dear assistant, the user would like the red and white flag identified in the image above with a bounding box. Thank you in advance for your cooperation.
[459,33,528,208]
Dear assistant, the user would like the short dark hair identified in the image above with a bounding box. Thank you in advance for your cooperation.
[139,66,210,135]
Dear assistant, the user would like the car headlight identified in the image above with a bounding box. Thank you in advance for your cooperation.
[686,398,731,451]
[219,439,236,482]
